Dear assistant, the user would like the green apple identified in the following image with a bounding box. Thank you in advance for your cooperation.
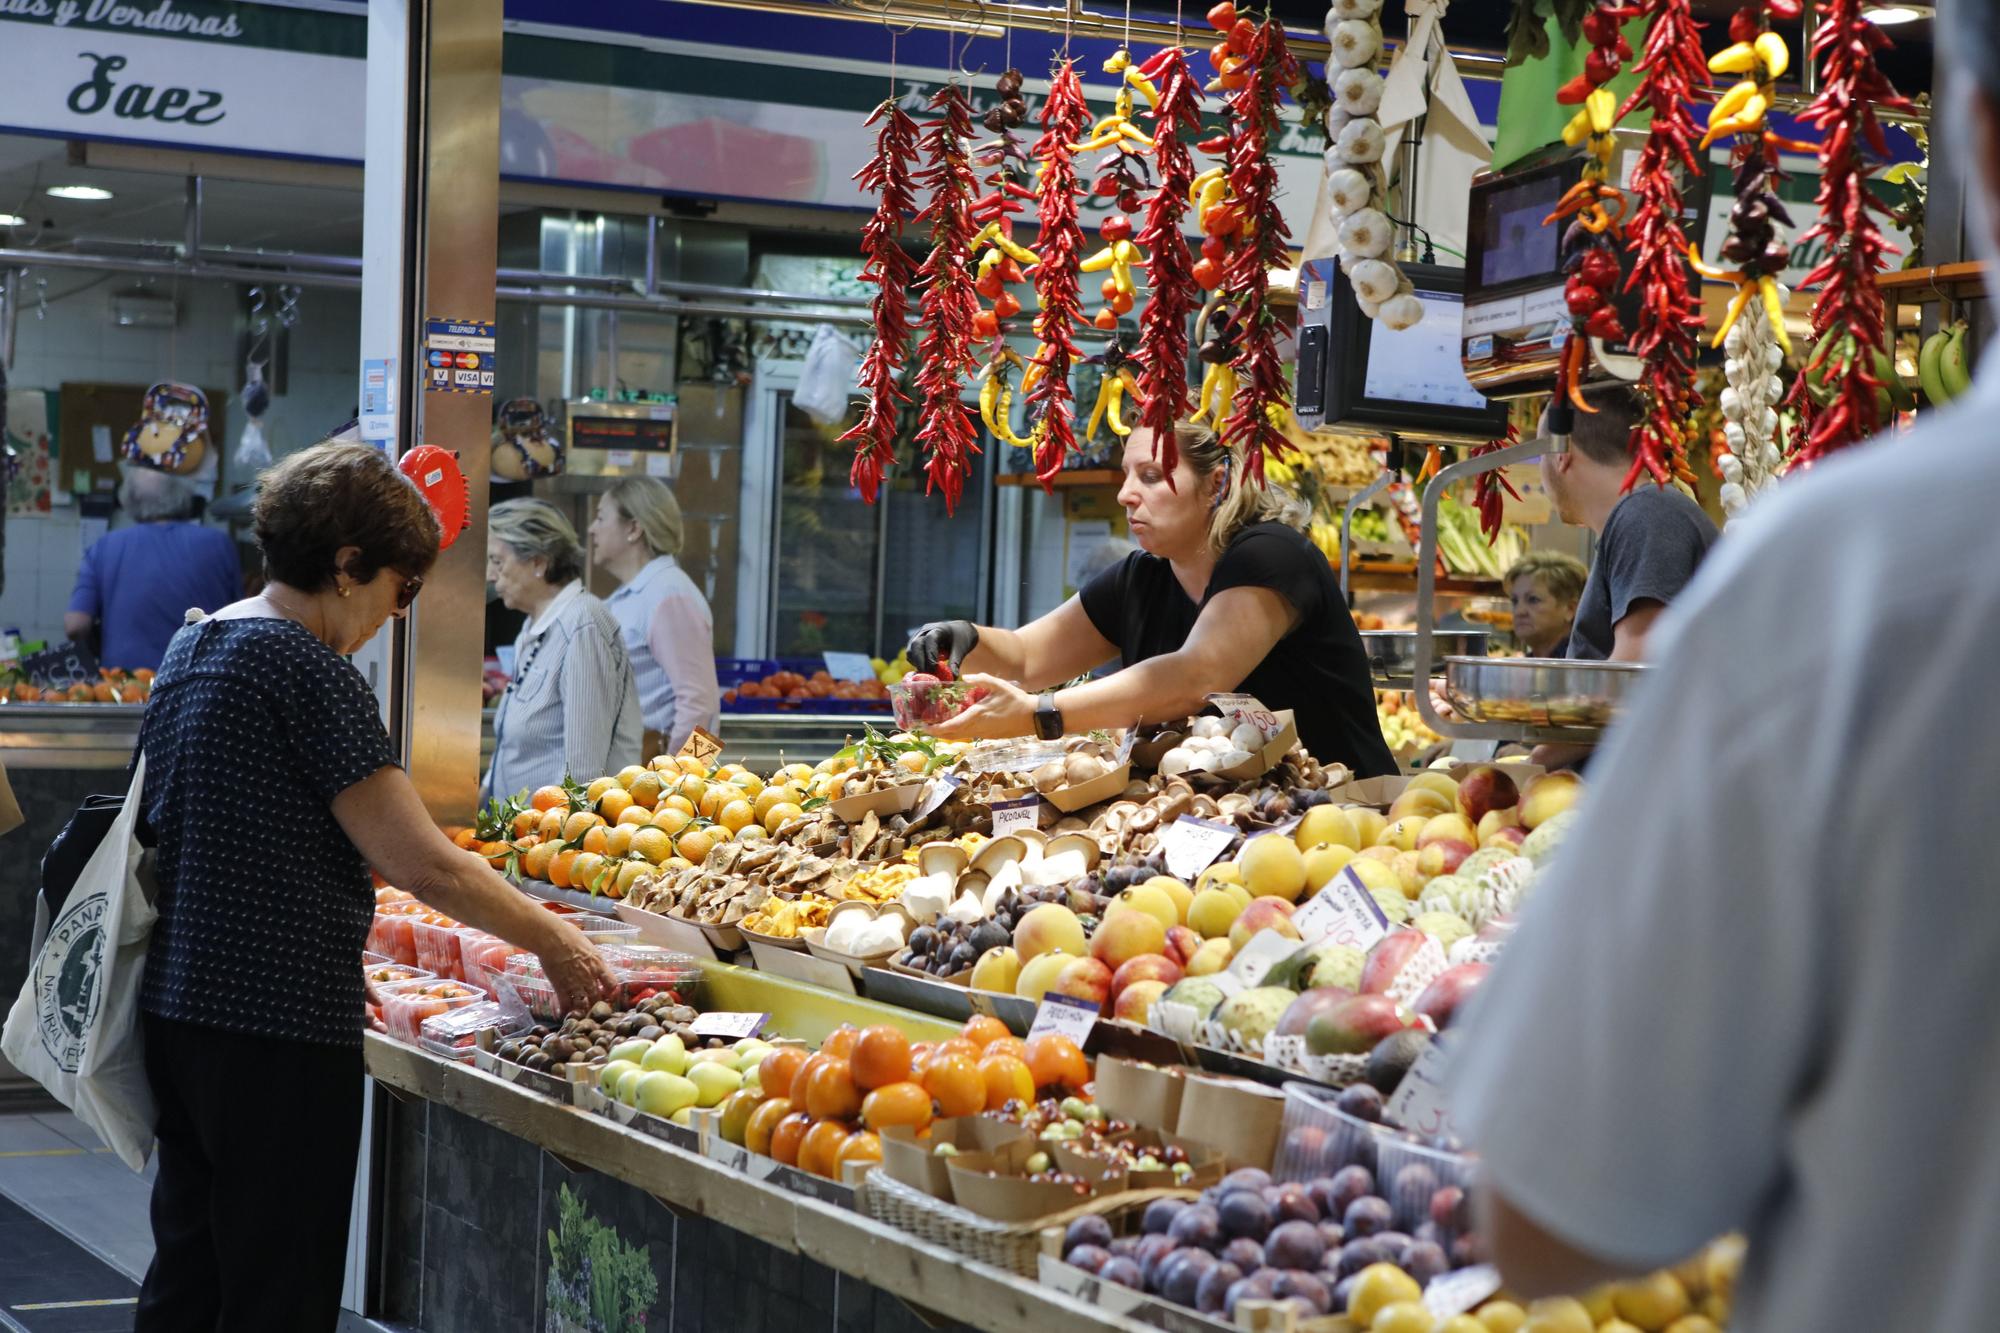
[688,1061,744,1109]
[634,1070,699,1118]
[607,1040,652,1066]
[598,1059,641,1100]
[642,1034,688,1075]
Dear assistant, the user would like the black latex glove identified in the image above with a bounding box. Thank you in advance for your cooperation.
[906,620,980,678]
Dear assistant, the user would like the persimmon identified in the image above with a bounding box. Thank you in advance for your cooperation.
[799,1120,853,1179]
[983,1036,1028,1064]
[1025,1033,1090,1092]
[759,1048,808,1100]
[804,1058,863,1121]
[820,1025,861,1061]
[860,1081,933,1132]
[960,1015,1010,1050]
[851,1026,912,1090]
[979,1054,1035,1112]
[922,1053,985,1119]
[836,1131,883,1169]
[789,1053,832,1106]
[769,1110,812,1166]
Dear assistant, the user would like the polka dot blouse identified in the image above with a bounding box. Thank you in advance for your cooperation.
[137,617,396,1047]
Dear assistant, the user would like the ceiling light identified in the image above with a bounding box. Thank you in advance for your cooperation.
[45,185,113,201]
[1863,5,1933,25]
[0,214,23,227]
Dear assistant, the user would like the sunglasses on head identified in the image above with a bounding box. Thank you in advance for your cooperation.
[396,575,425,610]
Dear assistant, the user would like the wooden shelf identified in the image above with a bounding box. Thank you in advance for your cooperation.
[995,469,1122,488]
[1344,560,1505,596]
[1876,261,1988,297]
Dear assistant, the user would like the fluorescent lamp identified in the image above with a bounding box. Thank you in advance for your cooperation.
[1864,5,1932,25]
[0,214,23,227]
[45,185,113,201]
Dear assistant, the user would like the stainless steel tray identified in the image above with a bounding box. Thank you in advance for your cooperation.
[1443,656,1644,732]
[1362,630,1490,685]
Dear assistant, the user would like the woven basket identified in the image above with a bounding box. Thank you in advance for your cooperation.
[862,1169,1195,1277]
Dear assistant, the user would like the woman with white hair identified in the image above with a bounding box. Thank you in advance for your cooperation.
[483,498,641,801]
[586,477,720,756]
[64,465,241,669]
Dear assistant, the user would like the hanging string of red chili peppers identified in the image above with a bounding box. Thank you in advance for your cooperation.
[1133,45,1204,475]
[1616,0,1707,491]
[1471,426,1523,544]
[1218,16,1299,485]
[912,85,983,514]
[1786,0,1914,466]
[838,99,920,505]
[1025,60,1092,486]
[971,71,1042,455]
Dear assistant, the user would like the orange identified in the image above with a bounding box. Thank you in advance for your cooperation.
[754,786,802,822]
[821,1026,861,1060]
[1025,1034,1090,1092]
[562,811,605,842]
[675,828,715,866]
[762,803,805,835]
[759,1048,808,1100]
[717,800,755,835]
[836,1131,883,1170]
[598,788,634,822]
[769,1111,813,1167]
[922,1054,985,1119]
[650,806,693,837]
[548,848,581,890]
[511,810,540,839]
[579,825,610,855]
[627,772,664,810]
[674,774,708,805]
[745,1097,793,1157]
[799,1120,852,1179]
[451,827,480,850]
[569,852,608,895]
[617,805,655,829]
[603,825,636,859]
[630,827,675,864]
[804,1059,863,1122]
[960,1015,1010,1050]
[860,1081,933,1133]
[663,795,697,818]
[979,1054,1035,1112]
[612,860,648,899]
[983,1036,1028,1065]
[537,808,567,840]
[521,841,562,881]
[530,785,570,812]
[698,786,731,820]
[851,1026,912,1090]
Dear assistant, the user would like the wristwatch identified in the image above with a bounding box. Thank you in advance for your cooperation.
[1034,691,1065,741]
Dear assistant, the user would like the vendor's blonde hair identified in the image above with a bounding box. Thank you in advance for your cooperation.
[602,476,685,558]
[1168,421,1310,553]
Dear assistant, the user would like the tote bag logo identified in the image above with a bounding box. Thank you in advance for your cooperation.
[36,894,109,1073]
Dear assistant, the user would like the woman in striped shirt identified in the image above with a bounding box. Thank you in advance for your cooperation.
[482,499,641,800]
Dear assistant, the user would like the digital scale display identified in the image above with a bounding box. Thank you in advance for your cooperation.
[1363,291,1489,411]
[1477,172,1568,289]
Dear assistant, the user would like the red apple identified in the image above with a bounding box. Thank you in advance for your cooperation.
[1111,953,1183,997]
[1455,765,1520,824]
[1303,993,1413,1055]
[1112,978,1171,1023]
[1164,925,1202,968]
[1359,929,1430,995]
[1052,956,1114,1012]
[1411,963,1490,1029]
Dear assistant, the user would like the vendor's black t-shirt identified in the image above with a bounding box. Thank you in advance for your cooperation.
[1078,522,1397,778]
[1567,486,1718,661]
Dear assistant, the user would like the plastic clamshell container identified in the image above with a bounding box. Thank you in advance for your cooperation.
[1374,1134,1478,1234]
[418,1000,523,1062]
[411,916,468,980]
[887,679,972,731]
[596,943,704,1006]
[1271,1080,1401,1183]
[376,977,485,1043]
[566,915,642,942]
[362,960,434,988]
[457,930,531,996]
[366,901,431,966]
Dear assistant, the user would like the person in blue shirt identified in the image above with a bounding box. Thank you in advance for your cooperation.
[65,466,243,669]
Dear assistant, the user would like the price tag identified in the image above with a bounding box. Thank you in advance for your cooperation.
[913,773,962,821]
[1205,691,1280,737]
[20,640,100,692]
[690,1011,766,1040]
[822,650,878,683]
[677,727,724,766]
[1385,1033,1459,1142]
[704,1134,778,1180]
[1423,1265,1502,1318]
[988,795,1041,837]
[1226,929,1304,988]
[1294,867,1391,951]
[1028,992,1100,1045]
[1146,998,1205,1042]
[1160,816,1239,881]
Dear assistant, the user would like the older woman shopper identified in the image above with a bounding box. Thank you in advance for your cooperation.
[587,477,720,757]
[133,442,616,1333]
[65,466,241,669]
[1503,550,1587,659]
[484,497,641,800]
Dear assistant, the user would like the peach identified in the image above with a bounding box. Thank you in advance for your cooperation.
[1112,978,1171,1024]
[1164,925,1202,967]
[1293,805,1361,852]
[1344,856,1402,897]
[1416,839,1475,880]
[1014,903,1086,962]
[1228,896,1300,952]
[1111,953,1183,997]
[1483,824,1528,851]
[1456,765,1520,823]
[1187,888,1243,940]
[1051,955,1113,1011]
[1302,843,1357,891]
[1417,813,1477,850]
[1520,770,1582,829]
[1356,844,1402,866]
[1184,937,1234,976]
[1142,875,1193,925]
[1089,908,1167,970]
[1015,949,1075,1002]
[1407,770,1461,803]
[1348,808,1388,847]
[1391,851,1427,899]
[1476,807,1521,842]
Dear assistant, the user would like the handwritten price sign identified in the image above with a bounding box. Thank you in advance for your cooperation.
[1384,1034,1459,1143]
[1205,691,1281,738]
[1294,867,1391,952]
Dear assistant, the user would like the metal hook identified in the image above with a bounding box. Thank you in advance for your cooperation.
[957,0,989,80]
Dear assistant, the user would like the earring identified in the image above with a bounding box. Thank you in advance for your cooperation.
[338,583,351,599]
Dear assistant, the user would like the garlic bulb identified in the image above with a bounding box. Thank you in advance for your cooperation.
[1335,67,1384,116]
[1357,294,1383,320]
[1348,259,1398,305]
[1334,117,1385,164]
[1379,293,1425,331]
[1337,207,1391,258]
[1328,0,1382,19]
[1325,167,1372,217]
[1329,19,1380,68]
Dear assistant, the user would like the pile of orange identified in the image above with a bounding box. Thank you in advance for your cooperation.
[5,667,154,704]
[723,667,890,707]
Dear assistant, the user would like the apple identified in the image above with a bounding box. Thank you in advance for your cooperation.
[1520,771,1582,829]
[634,1070,700,1118]
[1164,925,1202,967]
[970,945,1021,993]
[1417,813,1477,850]
[1359,928,1432,994]
[1228,897,1299,952]
[1185,937,1234,976]
[1356,844,1401,867]
[1112,953,1184,997]
[1091,906,1168,969]
[1455,765,1520,823]
[1015,903,1087,961]
[1052,955,1114,1011]
[1303,993,1413,1055]
[1388,787,1455,823]
[1411,963,1491,1029]
[1416,839,1475,880]
[1113,978,1171,1024]
[1016,949,1075,1002]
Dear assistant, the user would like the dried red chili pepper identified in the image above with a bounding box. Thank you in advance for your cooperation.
[1615,0,1707,491]
[1785,0,1914,466]
[1025,60,1092,487]
[1135,46,1204,477]
[1217,17,1295,484]
[1471,426,1523,544]
[912,85,983,514]
[838,99,920,505]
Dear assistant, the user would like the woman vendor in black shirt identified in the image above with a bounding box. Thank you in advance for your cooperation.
[909,421,1397,778]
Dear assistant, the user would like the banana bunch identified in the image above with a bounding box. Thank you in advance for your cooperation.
[1702,31,1789,149]
[1804,333,1917,423]
[1918,322,1974,408]
[1717,291,1787,521]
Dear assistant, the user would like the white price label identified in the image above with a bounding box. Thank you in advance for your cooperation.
[1205,692,1281,737]
[1226,929,1303,988]
[1423,1265,1502,1317]
[690,1011,767,1040]
[1295,868,1391,951]
[1161,816,1240,881]
[1027,992,1100,1045]
[913,773,962,820]
[822,651,878,683]
[989,796,1041,836]
[1385,1033,1459,1142]
[1147,999,1205,1042]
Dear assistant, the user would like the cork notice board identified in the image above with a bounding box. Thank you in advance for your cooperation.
[56,383,228,497]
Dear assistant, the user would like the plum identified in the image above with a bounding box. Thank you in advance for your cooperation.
[1065,1215,1115,1253]
[1336,1083,1384,1123]
[1217,1189,1275,1242]
[1159,1248,1217,1307]
[1283,1124,1328,1166]
[1335,1236,1391,1278]
[1317,1219,1347,1251]
[1276,1296,1320,1321]
[1195,1260,1244,1315]
[1220,1167,1272,1194]
[1265,1220,1327,1271]
[1269,1183,1320,1224]
[1413,1221,1444,1248]
[1375,1230,1412,1263]
[1332,1274,1361,1311]
[1220,1237,1266,1272]
[1108,1236,1140,1257]
[1272,1269,1331,1314]
[1430,1184,1470,1233]
[1134,1234,1179,1289]
[1223,1270,1279,1320]
[1402,1239,1449,1287]
[1328,1165,1376,1215]
[1452,1232,1487,1268]
[1099,1257,1143,1289]
[1168,1203,1224,1254]
[1064,1244,1112,1275]
[1343,1195,1393,1237]
[1142,1197,1188,1235]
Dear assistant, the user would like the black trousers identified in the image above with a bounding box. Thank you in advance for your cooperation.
[135,1013,364,1333]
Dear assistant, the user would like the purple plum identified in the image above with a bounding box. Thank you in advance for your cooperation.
[1332,1274,1361,1311]
[1223,1271,1279,1320]
[1402,1239,1449,1287]
[1221,1237,1266,1272]
[1217,1189,1275,1242]
[1265,1220,1327,1271]
[1108,1236,1139,1257]
[1168,1203,1224,1254]
[1272,1269,1331,1314]
[1343,1195,1393,1237]
[1159,1248,1218,1307]
[1327,1165,1375,1215]
[1336,1083,1384,1123]
[1195,1261,1244,1315]
[1335,1237,1391,1278]
[1134,1234,1178,1289]
[1220,1166,1273,1194]
[1064,1244,1112,1274]
[1099,1257,1143,1289]
[1317,1219,1346,1250]
[1065,1215,1115,1253]
[1142,1198,1188,1235]
[1452,1232,1488,1268]
[1269,1183,1320,1224]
